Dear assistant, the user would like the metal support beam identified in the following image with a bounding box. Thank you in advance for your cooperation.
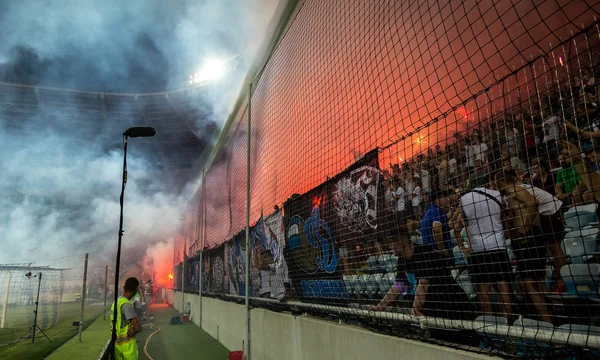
[244,83,252,360]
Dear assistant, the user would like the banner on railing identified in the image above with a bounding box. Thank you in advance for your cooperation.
[250,211,289,299]
[227,230,250,296]
[208,245,225,294]
[282,149,382,303]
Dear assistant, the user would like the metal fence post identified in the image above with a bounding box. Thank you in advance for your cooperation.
[103,265,108,320]
[244,83,252,360]
[1,271,11,329]
[79,253,89,342]
[199,167,205,327]
[182,239,186,313]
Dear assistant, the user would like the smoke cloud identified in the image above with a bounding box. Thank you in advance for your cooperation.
[0,0,281,283]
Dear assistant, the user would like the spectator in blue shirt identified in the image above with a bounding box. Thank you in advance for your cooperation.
[410,189,454,316]
[371,189,471,319]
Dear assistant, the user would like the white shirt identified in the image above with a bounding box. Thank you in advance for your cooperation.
[467,143,489,167]
[519,183,562,215]
[411,186,421,207]
[543,116,560,143]
[384,188,395,211]
[420,169,431,191]
[461,188,505,253]
[448,158,457,175]
[395,187,406,211]
[473,143,488,163]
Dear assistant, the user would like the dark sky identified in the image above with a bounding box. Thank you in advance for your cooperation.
[0,0,267,92]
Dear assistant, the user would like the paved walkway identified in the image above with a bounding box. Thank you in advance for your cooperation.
[45,304,229,360]
[140,304,229,360]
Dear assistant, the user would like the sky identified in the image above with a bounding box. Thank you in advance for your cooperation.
[0,0,281,284]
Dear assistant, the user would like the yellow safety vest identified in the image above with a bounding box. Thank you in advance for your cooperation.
[110,296,138,360]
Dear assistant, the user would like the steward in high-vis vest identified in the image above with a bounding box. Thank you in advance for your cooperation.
[110,277,142,360]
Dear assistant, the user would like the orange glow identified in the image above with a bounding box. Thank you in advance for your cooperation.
[168,273,173,280]
[180,1,598,255]
[312,196,322,208]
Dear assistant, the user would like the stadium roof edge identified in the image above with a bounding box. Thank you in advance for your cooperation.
[0,80,211,97]
[197,0,305,174]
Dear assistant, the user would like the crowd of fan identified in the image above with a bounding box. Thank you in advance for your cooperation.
[361,70,600,323]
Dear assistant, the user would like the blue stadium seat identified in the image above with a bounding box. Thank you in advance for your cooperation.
[381,272,396,294]
[343,275,358,297]
[557,323,600,336]
[512,317,554,357]
[386,255,398,273]
[564,204,599,231]
[377,254,391,273]
[406,272,417,295]
[367,256,378,269]
[356,274,369,296]
[562,228,600,264]
[411,234,422,245]
[513,317,554,331]
[460,227,469,246]
[560,264,600,298]
[453,246,468,265]
[474,315,509,351]
[455,270,476,300]
[505,239,517,261]
[367,274,382,297]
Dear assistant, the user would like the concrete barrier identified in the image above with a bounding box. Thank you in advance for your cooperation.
[173,291,499,360]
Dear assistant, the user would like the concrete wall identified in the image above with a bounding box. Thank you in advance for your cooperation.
[173,291,500,360]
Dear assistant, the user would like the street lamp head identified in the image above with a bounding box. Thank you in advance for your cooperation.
[123,126,157,138]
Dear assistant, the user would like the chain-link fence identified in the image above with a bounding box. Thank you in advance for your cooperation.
[0,255,109,348]
[177,1,600,358]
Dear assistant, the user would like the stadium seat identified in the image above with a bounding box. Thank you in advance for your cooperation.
[506,240,517,262]
[343,275,358,297]
[356,274,369,296]
[381,272,396,293]
[562,228,600,264]
[453,246,468,265]
[367,256,378,269]
[411,234,422,245]
[474,315,509,351]
[474,315,509,327]
[560,264,600,298]
[557,323,600,336]
[406,272,417,295]
[564,204,599,231]
[545,265,554,291]
[386,255,398,273]
[377,254,391,273]
[455,270,476,300]
[513,317,554,331]
[367,274,382,297]
[450,229,457,246]
[460,227,469,247]
[512,317,554,357]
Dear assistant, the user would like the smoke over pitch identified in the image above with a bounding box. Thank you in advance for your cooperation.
[0,0,280,277]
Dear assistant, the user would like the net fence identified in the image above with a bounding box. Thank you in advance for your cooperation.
[177,0,600,357]
[0,256,109,347]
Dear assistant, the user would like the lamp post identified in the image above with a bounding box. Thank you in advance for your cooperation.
[110,126,156,359]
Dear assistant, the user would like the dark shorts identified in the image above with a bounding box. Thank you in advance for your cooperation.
[407,245,452,282]
[540,211,565,244]
[512,227,548,280]
[468,250,513,284]
[395,209,408,227]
